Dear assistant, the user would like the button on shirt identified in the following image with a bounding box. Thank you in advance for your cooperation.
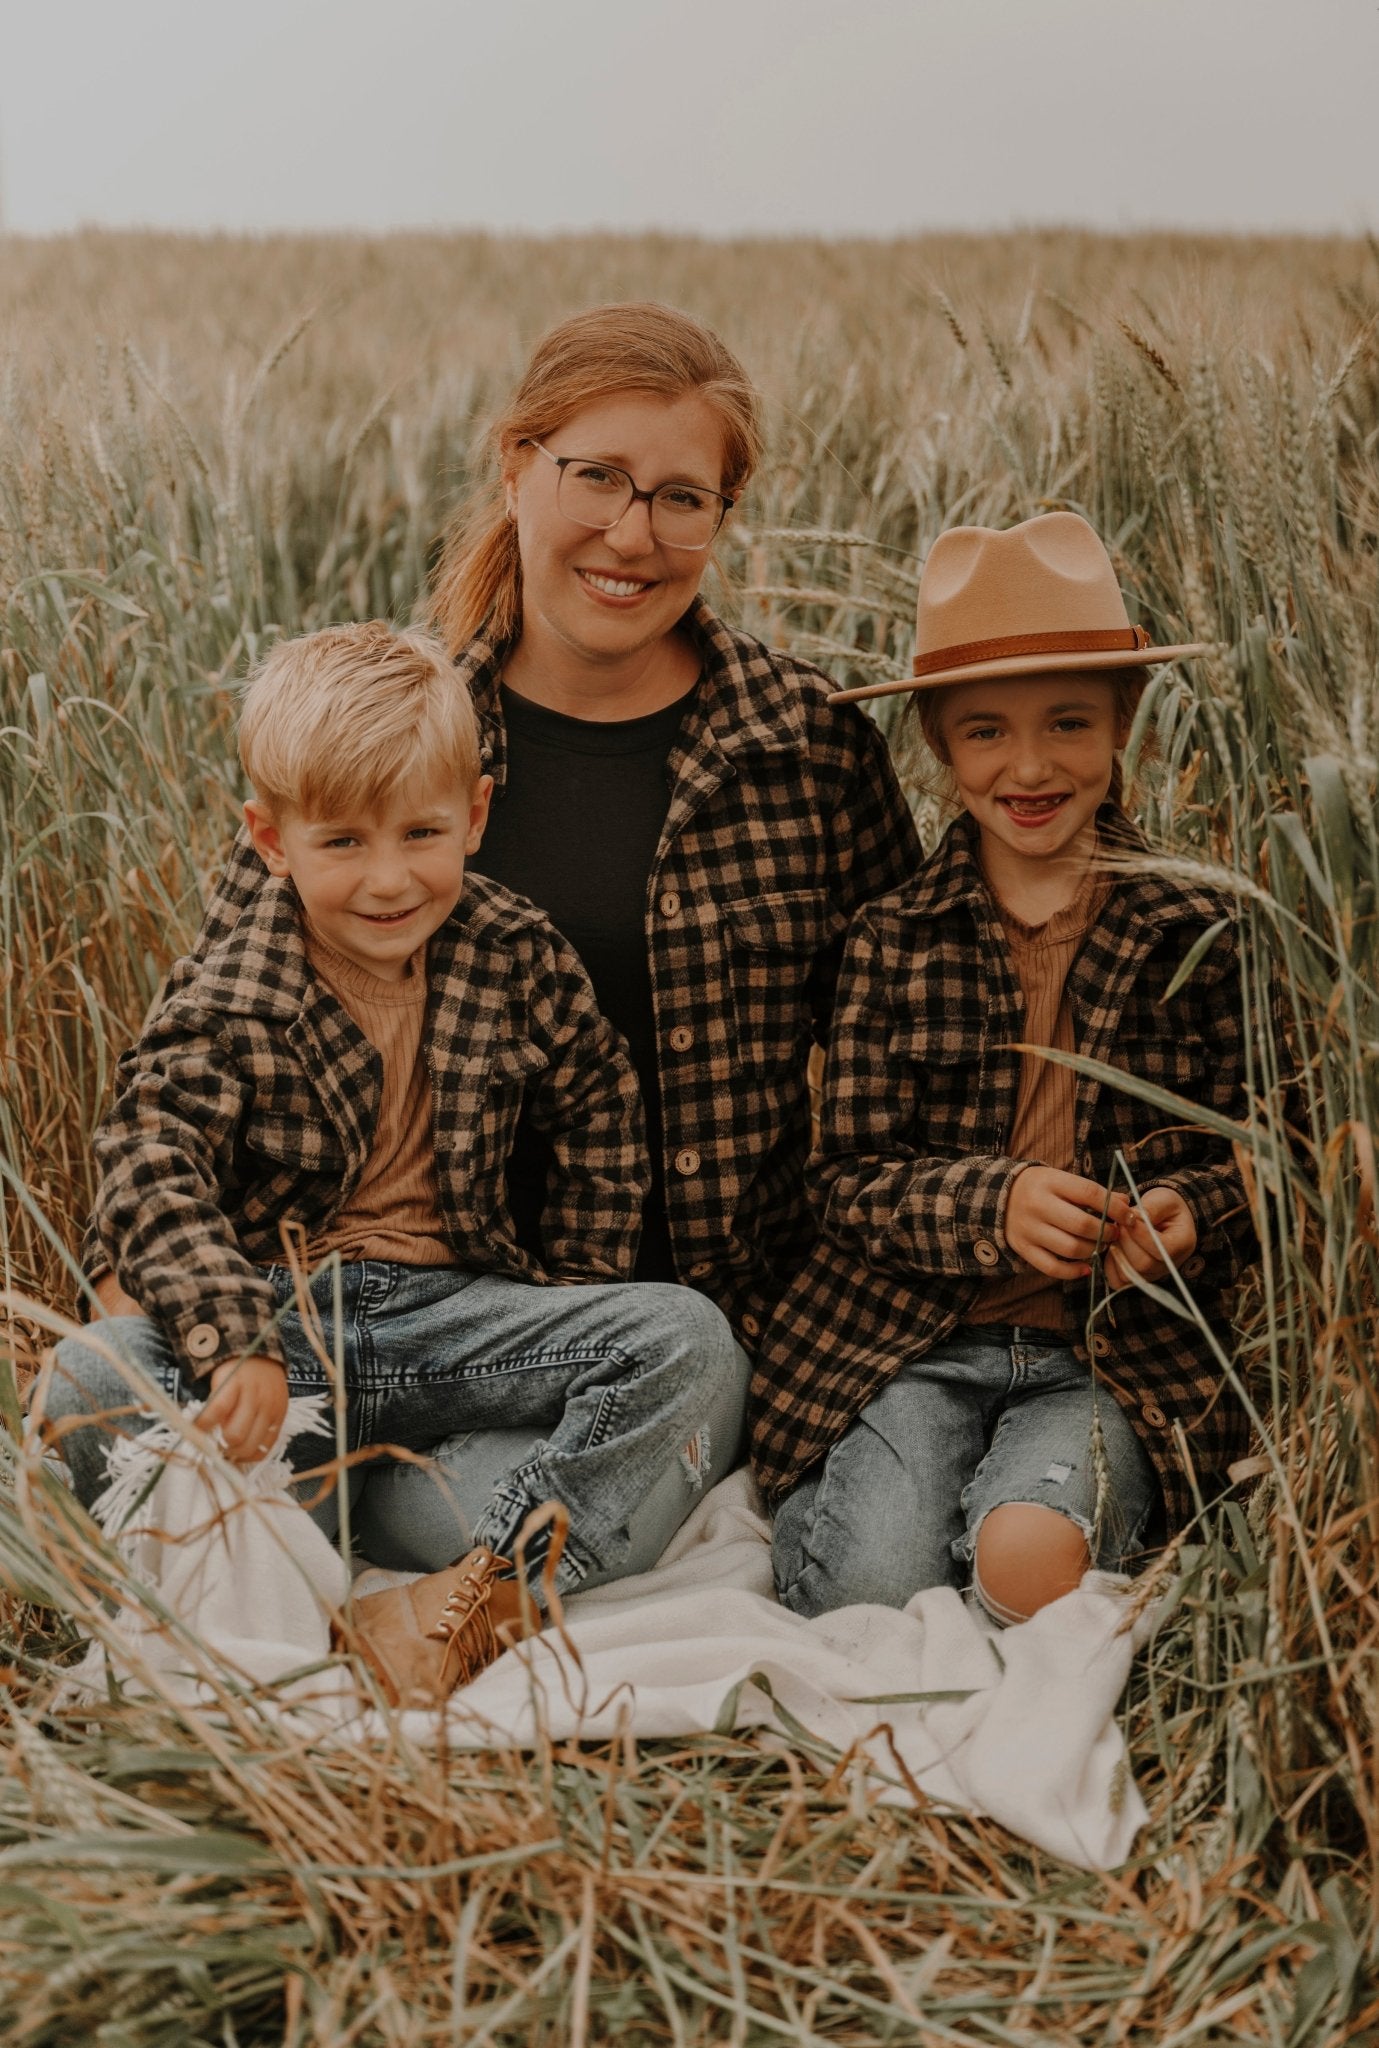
[475,681,698,1283]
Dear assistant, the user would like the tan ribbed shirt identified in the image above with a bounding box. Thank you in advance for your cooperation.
[303,926,456,1268]
[969,866,1111,1335]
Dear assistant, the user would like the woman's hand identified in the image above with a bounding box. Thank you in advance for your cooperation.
[1004,1167,1128,1279]
[1105,1186,1197,1290]
[199,1355,290,1463]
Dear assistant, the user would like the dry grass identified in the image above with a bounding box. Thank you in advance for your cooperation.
[1,227,1376,2043]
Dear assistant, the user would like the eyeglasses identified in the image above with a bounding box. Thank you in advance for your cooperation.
[522,439,735,551]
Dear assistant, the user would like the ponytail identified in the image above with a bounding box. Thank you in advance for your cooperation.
[431,490,523,654]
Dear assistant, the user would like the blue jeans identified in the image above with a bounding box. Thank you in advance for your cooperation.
[352,1334,750,1575]
[772,1326,1160,1618]
[43,1262,744,1598]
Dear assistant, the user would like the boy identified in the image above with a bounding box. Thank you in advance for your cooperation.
[41,621,740,1700]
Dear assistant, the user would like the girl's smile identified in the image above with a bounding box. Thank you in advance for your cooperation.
[935,671,1130,917]
[995,791,1074,826]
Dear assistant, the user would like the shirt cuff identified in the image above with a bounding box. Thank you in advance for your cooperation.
[168,1298,288,1383]
[882,1155,1028,1275]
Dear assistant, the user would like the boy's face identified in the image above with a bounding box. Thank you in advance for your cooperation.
[244,767,493,981]
[937,672,1128,872]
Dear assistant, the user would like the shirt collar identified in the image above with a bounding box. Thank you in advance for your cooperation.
[902,804,1226,930]
[188,872,499,1022]
[467,595,810,790]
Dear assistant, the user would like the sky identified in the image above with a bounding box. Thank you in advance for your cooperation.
[2,0,1376,239]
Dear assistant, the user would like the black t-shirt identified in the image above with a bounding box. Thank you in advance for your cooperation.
[473,681,698,1282]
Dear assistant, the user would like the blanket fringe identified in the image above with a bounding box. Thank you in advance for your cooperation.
[90,1392,331,1552]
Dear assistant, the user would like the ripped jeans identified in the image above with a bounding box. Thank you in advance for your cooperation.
[771,1325,1160,1619]
[44,1262,749,1598]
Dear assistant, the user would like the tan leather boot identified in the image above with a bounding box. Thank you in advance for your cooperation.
[348,1547,535,1708]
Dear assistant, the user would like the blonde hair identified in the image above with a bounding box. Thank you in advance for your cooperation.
[429,301,764,654]
[909,668,1151,813]
[239,621,482,818]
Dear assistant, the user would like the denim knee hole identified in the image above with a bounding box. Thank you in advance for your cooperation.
[966,1500,1097,1626]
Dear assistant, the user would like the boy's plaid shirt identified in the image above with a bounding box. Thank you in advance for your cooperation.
[175,599,922,1348]
[85,872,647,1383]
[750,807,1264,1533]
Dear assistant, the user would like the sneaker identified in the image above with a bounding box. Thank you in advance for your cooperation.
[348,1547,533,1708]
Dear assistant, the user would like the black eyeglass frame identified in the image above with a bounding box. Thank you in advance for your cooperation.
[520,438,736,551]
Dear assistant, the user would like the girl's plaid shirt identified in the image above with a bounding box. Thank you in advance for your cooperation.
[84,872,648,1383]
[750,808,1268,1534]
[167,600,923,1350]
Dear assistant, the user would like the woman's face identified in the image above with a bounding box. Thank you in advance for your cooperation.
[503,389,729,668]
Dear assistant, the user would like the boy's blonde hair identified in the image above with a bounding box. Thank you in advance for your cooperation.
[239,622,482,817]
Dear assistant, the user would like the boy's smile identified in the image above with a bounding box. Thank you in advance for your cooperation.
[244,767,493,980]
[936,672,1129,912]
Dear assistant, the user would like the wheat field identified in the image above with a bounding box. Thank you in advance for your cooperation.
[0,228,1376,2044]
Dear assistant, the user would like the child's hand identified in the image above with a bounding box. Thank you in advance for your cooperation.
[1105,1186,1197,1290]
[91,1270,142,1318]
[199,1354,290,1463]
[1004,1167,1129,1279]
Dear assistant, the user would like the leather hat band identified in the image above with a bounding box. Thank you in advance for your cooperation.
[911,624,1150,679]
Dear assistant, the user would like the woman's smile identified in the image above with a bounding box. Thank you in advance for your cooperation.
[575,567,657,602]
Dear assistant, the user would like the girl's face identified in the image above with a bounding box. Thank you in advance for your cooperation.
[936,671,1129,870]
[502,389,728,669]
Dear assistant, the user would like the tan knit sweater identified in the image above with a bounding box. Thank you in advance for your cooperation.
[303,926,456,1268]
[968,866,1110,1335]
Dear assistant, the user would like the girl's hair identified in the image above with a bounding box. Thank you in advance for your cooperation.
[908,667,1151,812]
[428,301,764,654]
[239,621,482,818]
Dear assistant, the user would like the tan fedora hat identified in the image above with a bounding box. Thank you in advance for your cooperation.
[832,511,1210,704]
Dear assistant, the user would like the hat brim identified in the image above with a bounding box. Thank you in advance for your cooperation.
[830,641,1213,705]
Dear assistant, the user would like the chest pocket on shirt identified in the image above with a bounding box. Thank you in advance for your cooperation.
[887,1015,989,1153]
[1102,1030,1216,1168]
[243,1107,346,1178]
[723,890,844,1075]
[488,1036,549,1099]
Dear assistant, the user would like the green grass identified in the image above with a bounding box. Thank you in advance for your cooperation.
[1,227,1376,2043]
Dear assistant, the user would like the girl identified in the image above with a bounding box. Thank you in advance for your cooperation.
[753,511,1261,1624]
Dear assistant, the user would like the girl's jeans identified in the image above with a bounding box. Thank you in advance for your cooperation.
[42,1262,747,1599]
[772,1325,1160,1618]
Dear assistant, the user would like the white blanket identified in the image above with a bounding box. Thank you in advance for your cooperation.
[66,1412,1151,1871]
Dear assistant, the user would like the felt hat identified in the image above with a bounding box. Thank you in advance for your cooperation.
[831,511,1210,704]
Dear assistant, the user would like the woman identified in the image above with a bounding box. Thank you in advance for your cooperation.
[97,301,921,1572]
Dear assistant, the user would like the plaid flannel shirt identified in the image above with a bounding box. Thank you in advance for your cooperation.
[750,807,1263,1533]
[173,598,922,1347]
[85,870,647,1383]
